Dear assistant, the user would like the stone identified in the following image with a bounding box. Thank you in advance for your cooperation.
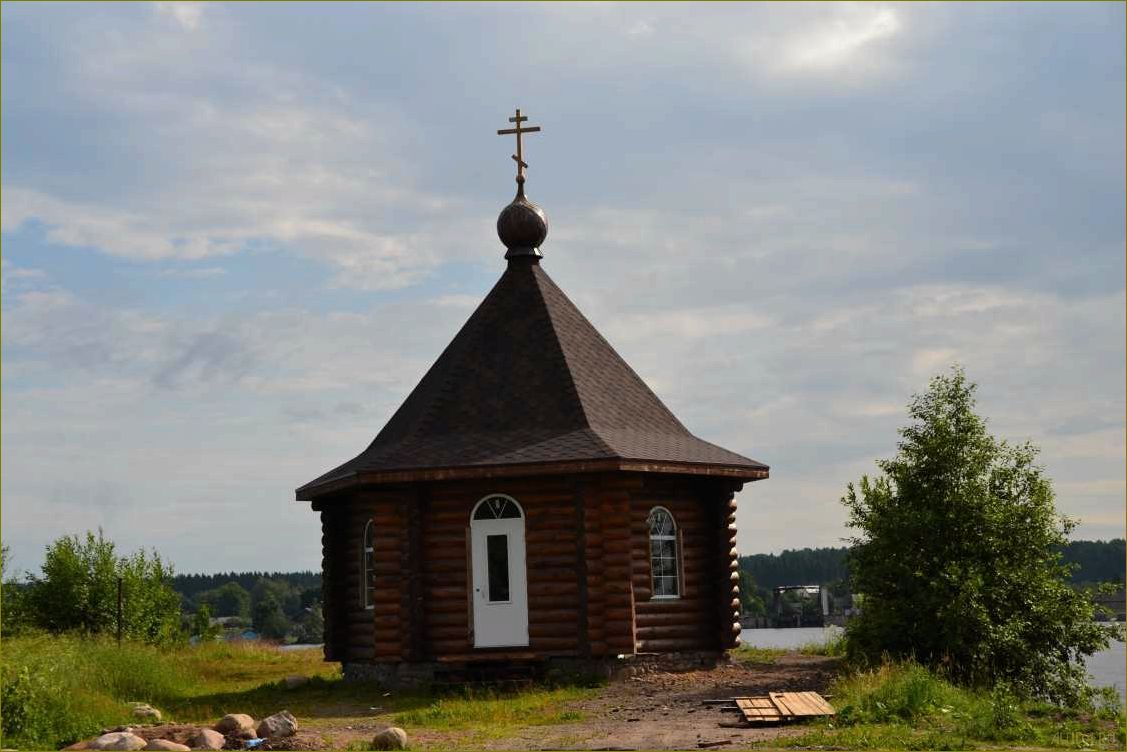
[62,742,91,751]
[131,704,162,723]
[186,729,225,750]
[89,732,147,751]
[256,710,297,740]
[370,727,408,750]
[143,742,190,752]
[283,674,308,689]
[213,713,256,736]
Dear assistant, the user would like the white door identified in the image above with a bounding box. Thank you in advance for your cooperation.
[470,494,529,648]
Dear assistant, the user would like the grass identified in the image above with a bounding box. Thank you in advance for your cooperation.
[730,645,788,664]
[732,629,846,663]
[766,660,1126,750]
[392,686,589,735]
[0,633,596,750]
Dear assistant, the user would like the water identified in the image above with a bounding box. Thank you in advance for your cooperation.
[740,627,1126,700]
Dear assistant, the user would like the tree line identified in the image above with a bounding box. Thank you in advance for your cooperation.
[1,533,323,646]
[740,538,1125,592]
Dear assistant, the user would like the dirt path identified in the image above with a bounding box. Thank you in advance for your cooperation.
[292,654,841,750]
[489,655,841,750]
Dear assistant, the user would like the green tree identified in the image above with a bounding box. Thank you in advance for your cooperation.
[24,530,182,644]
[294,601,325,644]
[842,367,1120,704]
[738,569,766,615]
[198,581,251,618]
[191,603,221,642]
[251,595,290,639]
[1,544,31,635]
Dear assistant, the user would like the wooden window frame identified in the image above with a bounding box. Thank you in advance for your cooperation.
[361,518,375,610]
[647,506,681,600]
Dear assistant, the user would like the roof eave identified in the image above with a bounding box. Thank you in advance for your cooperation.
[295,458,769,501]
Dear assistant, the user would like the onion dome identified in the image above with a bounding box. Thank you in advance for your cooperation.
[498,181,548,260]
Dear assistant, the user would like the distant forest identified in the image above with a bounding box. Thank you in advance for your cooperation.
[171,571,320,601]
[739,539,1126,590]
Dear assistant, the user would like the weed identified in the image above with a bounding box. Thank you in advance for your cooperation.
[730,645,786,664]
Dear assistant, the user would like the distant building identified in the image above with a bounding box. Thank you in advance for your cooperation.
[296,110,769,685]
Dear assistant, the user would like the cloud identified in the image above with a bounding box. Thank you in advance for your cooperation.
[0,8,464,291]
[153,2,204,31]
[1,2,1122,572]
[778,5,901,74]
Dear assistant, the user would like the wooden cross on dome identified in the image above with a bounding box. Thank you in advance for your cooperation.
[497,108,541,184]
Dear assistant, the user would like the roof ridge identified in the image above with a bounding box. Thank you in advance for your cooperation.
[529,265,618,458]
[530,265,690,434]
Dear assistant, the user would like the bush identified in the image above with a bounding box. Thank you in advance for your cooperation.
[842,366,1120,703]
[0,634,191,748]
[22,530,183,645]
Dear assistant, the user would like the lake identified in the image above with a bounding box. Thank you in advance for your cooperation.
[740,627,1126,700]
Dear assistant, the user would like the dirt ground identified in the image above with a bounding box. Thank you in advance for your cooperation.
[293,654,842,750]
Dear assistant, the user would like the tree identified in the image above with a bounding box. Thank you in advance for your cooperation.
[251,595,289,639]
[198,581,251,618]
[293,601,325,644]
[1,544,30,635]
[842,366,1119,704]
[738,570,766,615]
[191,603,221,642]
[24,530,182,644]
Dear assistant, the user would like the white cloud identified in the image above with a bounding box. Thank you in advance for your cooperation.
[779,5,901,74]
[154,2,204,31]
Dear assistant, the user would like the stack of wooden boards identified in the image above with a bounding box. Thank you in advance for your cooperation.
[729,692,835,724]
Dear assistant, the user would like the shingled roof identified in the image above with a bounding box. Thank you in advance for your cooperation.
[296,257,768,500]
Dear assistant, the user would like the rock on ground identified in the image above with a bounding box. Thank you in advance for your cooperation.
[142,741,190,751]
[213,713,256,736]
[89,732,147,751]
[131,704,163,723]
[370,727,408,750]
[256,710,298,739]
[187,728,225,750]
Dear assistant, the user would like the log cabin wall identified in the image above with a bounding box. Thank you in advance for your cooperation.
[629,476,729,653]
[319,472,738,667]
[422,475,586,661]
[717,488,742,650]
[318,504,344,662]
[590,474,641,656]
[316,490,409,664]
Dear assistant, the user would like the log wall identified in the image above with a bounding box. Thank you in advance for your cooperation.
[316,472,743,664]
[317,489,410,663]
[629,476,734,653]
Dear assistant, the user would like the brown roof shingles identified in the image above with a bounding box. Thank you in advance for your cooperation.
[296,259,766,499]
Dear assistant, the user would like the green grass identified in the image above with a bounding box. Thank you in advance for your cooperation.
[795,630,847,656]
[392,686,590,735]
[0,633,596,750]
[731,644,788,664]
[767,660,1126,750]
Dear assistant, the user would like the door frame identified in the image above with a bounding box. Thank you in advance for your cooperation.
[469,494,529,648]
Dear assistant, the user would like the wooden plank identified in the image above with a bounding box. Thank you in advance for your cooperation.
[735,698,782,723]
[799,691,836,715]
[769,692,835,718]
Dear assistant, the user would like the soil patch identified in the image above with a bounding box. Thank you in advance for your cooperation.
[285,654,841,750]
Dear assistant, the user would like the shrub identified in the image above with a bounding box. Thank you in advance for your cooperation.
[23,530,183,645]
[842,366,1120,704]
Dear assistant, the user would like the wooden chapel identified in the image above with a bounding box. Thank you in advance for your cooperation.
[296,110,769,684]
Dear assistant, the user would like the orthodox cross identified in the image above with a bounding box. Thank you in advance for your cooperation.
[497,108,541,184]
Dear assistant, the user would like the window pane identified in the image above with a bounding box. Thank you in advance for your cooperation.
[487,534,510,602]
[474,495,523,520]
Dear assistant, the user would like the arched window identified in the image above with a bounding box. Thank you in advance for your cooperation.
[647,506,680,599]
[361,519,375,609]
[472,494,523,520]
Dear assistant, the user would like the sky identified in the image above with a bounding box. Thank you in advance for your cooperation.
[2,2,1124,576]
